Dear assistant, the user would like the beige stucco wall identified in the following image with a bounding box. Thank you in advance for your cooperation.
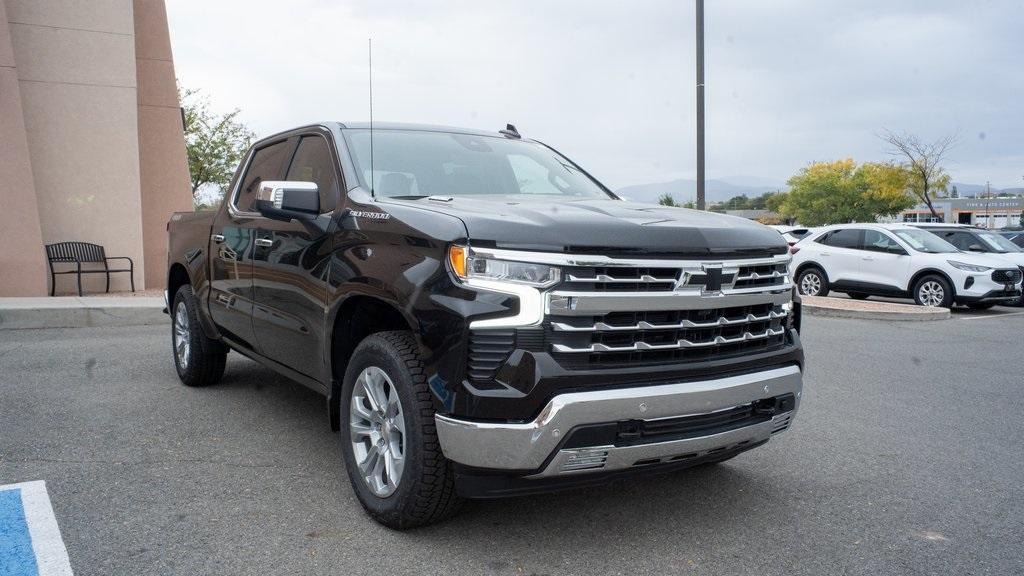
[5,0,145,294]
[135,0,193,291]
[0,0,47,296]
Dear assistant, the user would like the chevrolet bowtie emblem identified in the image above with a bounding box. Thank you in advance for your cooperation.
[676,264,727,295]
[701,266,725,293]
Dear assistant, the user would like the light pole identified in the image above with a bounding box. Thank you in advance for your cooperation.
[696,0,706,210]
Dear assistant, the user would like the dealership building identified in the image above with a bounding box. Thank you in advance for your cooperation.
[896,197,1024,228]
[0,0,192,296]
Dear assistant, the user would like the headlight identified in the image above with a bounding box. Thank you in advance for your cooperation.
[448,245,560,287]
[947,260,991,272]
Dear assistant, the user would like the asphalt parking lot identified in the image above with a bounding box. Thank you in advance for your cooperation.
[2,312,1023,576]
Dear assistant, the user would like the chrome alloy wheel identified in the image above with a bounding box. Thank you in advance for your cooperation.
[918,280,945,307]
[349,366,406,497]
[800,272,822,296]
[173,302,191,370]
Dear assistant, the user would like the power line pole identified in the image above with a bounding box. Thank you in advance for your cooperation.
[696,0,706,210]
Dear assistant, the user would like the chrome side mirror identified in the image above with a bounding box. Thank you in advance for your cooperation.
[256,181,319,220]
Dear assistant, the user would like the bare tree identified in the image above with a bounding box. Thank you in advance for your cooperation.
[879,130,957,218]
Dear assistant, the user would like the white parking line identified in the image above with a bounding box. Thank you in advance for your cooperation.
[0,480,73,576]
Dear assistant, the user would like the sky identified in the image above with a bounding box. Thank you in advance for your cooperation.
[166,0,1024,191]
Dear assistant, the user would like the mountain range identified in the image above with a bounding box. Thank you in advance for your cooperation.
[615,178,1024,205]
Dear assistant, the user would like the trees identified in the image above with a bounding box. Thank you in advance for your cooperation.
[777,159,914,226]
[180,85,256,208]
[879,130,956,218]
[658,193,679,207]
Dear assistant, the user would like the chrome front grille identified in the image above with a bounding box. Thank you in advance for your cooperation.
[547,303,788,366]
[543,254,792,369]
[559,261,789,293]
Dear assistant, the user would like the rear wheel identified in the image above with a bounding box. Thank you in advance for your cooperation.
[912,275,953,308]
[796,267,829,297]
[172,285,227,387]
[340,331,461,529]
[846,292,870,300]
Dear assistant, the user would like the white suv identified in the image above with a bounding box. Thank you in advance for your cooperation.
[791,223,1023,309]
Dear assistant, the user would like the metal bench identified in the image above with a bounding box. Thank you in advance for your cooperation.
[44,242,135,296]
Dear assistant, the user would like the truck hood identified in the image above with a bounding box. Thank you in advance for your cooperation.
[382,196,787,258]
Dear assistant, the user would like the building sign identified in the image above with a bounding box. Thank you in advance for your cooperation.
[960,200,1024,209]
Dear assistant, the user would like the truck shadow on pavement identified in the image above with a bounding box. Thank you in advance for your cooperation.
[210,357,795,552]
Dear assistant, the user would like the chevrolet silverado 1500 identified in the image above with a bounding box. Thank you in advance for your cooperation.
[166,122,804,528]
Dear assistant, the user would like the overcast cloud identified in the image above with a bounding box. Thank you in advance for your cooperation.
[167,0,1023,190]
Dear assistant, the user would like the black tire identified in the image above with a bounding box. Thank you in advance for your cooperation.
[966,302,996,310]
[172,285,227,387]
[796,266,830,297]
[912,274,954,308]
[846,292,870,300]
[339,331,461,529]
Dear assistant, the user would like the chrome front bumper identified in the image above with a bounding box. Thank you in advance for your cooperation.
[435,364,802,477]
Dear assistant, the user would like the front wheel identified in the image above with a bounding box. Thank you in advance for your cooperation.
[340,331,461,529]
[172,285,227,387]
[912,275,953,308]
[796,267,829,297]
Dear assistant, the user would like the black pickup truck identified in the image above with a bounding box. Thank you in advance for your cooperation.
[166,122,804,528]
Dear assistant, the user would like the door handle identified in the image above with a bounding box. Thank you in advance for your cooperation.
[821,252,831,256]
[211,234,225,243]
[862,256,874,261]
[255,238,273,247]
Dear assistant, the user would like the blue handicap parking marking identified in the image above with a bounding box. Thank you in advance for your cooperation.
[0,481,73,576]
[0,488,39,576]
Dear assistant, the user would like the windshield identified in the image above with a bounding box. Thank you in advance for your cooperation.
[977,231,1022,253]
[893,229,958,253]
[343,129,612,199]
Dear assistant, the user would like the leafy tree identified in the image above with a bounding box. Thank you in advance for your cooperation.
[879,130,956,218]
[765,191,788,213]
[180,84,256,208]
[779,159,914,226]
[658,193,679,207]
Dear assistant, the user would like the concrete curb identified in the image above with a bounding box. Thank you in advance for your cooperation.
[801,295,950,321]
[0,297,166,330]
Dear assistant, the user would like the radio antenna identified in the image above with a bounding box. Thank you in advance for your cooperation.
[368,38,375,197]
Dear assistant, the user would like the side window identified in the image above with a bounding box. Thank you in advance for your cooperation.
[821,228,862,249]
[943,232,977,251]
[862,230,904,254]
[236,141,291,212]
[285,136,340,213]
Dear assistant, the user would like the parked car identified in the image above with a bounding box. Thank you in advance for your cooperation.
[791,223,1022,309]
[770,225,815,246]
[996,229,1024,248]
[912,223,1024,306]
[165,122,805,528]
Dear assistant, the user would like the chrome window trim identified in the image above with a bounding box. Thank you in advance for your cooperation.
[226,145,261,219]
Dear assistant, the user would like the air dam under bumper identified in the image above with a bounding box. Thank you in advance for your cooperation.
[435,364,802,477]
